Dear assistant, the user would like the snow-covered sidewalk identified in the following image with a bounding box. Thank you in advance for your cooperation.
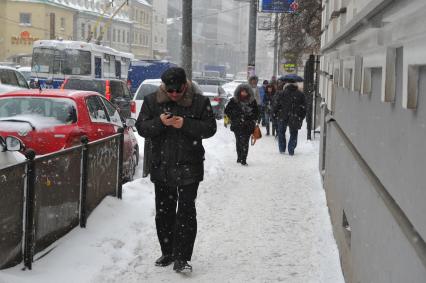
[0,123,344,283]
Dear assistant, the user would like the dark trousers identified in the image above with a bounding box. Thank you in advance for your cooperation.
[154,182,199,261]
[234,131,251,162]
[277,121,299,154]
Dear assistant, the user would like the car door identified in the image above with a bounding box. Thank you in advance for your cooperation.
[99,97,132,165]
[85,95,115,141]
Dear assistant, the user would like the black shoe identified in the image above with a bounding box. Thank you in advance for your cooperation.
[289,151,294,156]
[241,161,248,166]
[173,260,192,273]
[155,254,174,267]
[237,158,241,163]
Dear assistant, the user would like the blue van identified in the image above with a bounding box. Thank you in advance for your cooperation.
[127,60,177,94]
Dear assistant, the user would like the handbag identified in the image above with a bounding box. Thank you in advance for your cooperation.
[251,124,262,145]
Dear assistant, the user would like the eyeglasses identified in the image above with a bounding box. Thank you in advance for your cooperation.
[166,86,183,94]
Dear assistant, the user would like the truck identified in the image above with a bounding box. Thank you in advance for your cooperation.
[127,60,177,94]
[203,65,226,78]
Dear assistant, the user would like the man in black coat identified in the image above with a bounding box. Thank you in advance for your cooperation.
[273,80,306,155]
[135,67,217,273]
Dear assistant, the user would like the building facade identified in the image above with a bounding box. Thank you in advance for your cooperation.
[319,0,426,282]
[151,0,168,59]
[0,0,153,65]
[128,0,152,59]
[0,0,75,65]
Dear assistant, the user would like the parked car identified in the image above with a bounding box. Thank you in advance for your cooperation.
[17,67,32,85]
[62,77,133,119]
[193,76,227,86]
[222,79,247,98]
[0,84,21,95]
[0,135,26,169]
[132,79,162,119]
[198,84,227,119]
[0,66,30,89]
[0,89,139,181]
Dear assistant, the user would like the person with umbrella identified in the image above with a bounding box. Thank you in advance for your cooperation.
[273,76,306,155]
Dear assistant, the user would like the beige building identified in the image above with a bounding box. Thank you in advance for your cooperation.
[128,0,153,59]
[0,0,75,65]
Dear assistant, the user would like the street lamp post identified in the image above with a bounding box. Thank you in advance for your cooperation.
[182,0,192,79]
[247,0,257,77]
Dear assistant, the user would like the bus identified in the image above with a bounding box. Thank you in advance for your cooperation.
[31,40,134,89]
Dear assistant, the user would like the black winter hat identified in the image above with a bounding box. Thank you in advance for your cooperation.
[161,67,187,89]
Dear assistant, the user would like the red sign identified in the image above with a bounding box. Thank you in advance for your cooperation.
[11,31,39,45]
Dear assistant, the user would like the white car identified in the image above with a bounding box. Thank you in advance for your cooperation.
[132,79,162,119]
[17,66,32,84]
[222,79,247,98]
[0,66,29,89]
[0,136,26,169]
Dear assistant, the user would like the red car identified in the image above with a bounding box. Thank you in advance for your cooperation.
[0,89,139,181]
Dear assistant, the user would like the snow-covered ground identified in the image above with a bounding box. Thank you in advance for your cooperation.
[0,122,344,283]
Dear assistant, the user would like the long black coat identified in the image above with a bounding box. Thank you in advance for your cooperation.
[224,84,259,135]
[135,82,217,186]
[273,84,306,129]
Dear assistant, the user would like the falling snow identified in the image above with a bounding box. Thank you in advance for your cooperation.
[0,122,344,283]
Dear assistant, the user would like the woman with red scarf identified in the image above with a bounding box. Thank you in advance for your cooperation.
[224,84,259,166]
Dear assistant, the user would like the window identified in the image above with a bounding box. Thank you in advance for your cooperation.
[0,70,19,87]
[81,23,86,39]
[113,29,116,42]
[60,17,65,30]
[122,30,125,43]
[107,28,110,40]
[88,24,92,38]
[127,31,129,44]
[110,81,124,99]
[118,30,121,43]
[20,13,31,25]
[101,97,122,126]
[86,96,108,123]
[154,36,157,43]
[160,37,163,44]
[15,71,29,88]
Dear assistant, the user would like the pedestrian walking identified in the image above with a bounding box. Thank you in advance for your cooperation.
[135,67,217,273]
[263,83,276,136]
[248,75,262,124]
[225,84,259,166]
[260,80,268,126]
[273,79,306,155]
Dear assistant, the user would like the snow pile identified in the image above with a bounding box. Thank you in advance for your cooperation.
[0,122,344,283]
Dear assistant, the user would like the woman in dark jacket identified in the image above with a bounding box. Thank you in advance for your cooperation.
[224,84,259,165]
[262,84,276,136]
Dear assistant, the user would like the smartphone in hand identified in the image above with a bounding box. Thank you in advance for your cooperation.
[164,112,174,118]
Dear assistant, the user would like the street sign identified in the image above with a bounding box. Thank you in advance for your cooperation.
[258,15,272,30]
[260,0,297,13]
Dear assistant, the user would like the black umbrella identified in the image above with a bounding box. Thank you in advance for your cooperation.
[280,74,304,82]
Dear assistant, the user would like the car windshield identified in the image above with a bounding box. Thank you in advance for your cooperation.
[0,97,77,129]
[193,77,226,86]
[32,47,91,75]
[135,83,160,100]
[200,85,218,94]
[64,79,106,95]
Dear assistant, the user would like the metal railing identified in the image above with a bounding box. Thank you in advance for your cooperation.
[0,131,124,270]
